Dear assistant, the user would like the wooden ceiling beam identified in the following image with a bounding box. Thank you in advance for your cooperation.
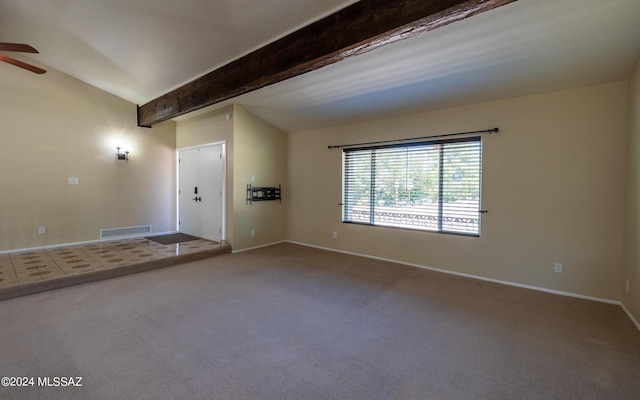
[137,0,517,127]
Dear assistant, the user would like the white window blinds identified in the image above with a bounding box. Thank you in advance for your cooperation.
[343,136,482,236]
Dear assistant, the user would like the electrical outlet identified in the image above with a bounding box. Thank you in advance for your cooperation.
[250,229,255,237]
[38,226,46,235]
[554,263,563,273]
[332,231,338,239]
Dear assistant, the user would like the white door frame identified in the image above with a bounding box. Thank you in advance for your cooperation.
[176,141,227,241]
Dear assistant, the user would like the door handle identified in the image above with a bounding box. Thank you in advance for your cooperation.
[192,196,202,202]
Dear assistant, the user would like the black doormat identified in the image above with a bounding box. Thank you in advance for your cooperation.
[145,233,203,245]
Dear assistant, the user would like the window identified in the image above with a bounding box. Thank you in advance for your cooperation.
[342,136,482,236]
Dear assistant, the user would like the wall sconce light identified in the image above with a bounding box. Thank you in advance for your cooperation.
[116,146,130,162]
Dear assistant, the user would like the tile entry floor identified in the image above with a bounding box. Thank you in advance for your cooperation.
[0,237,222,289]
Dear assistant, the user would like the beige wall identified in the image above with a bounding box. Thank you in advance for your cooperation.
[623,60,640,324]
[176,105,287,250]
[233,105,288,250]
[0,67,175,252]
[288,82,628,301]
[176,106,234,244]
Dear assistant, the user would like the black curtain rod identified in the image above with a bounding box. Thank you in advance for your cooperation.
[327,127,499,149]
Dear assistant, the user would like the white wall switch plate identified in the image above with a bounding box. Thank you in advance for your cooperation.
[38,226,46,234]
[68,177,79,185]
[554,263,563,273]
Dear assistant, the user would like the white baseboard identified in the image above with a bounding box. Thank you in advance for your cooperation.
[285,240,622,306]
[232,240,287,254]
[0,230,177,255]
[621,303,640,332]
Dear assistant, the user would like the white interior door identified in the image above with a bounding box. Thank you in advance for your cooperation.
[178,144,224,242]
[178,148,199,236]
[197,145,223,241]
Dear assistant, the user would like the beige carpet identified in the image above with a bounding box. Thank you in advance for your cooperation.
[0,242,638,399]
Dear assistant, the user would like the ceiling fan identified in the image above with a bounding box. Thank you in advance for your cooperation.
[0,42,46,74]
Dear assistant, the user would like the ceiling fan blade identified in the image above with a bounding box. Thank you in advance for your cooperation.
[0,42,39,53]
[0,55,46,74]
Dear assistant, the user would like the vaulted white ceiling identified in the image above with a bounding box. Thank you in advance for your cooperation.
[1,0,640,132]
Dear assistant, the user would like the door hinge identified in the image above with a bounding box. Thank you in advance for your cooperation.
[219,153,222,159]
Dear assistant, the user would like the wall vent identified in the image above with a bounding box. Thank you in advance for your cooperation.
[100,225,152,239]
